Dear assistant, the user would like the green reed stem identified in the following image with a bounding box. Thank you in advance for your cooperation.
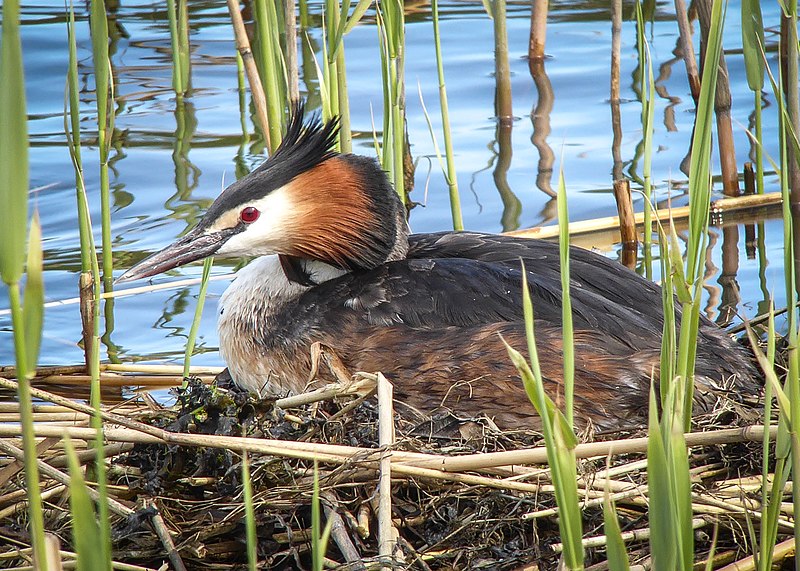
[167,0,190,97]
[90,0,114,289]
[67,17,91,273]
[755,93,764,194]
[741,0,765,194]
[183,258,213,380]
[70,4,112,562]
[242,451,258,571]
[377,0,406,202]
[675,0,726,431]
[505,263,583,570]
[322,0,343,147]
[636,1,655,279]
[7,286,47,570]
[334,37,351,152]
[254,0,285,151]
[311,462,333,571]
[1,0,47,564]
[431,0,462,230]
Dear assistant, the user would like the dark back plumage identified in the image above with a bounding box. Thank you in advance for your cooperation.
[244,229,760,430]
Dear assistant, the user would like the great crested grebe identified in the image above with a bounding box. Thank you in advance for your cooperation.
[118,106,759,430]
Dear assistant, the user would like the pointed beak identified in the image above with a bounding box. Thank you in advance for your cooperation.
[116,226,235,283]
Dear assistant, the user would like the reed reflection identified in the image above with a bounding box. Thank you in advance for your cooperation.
[529,58,556,200]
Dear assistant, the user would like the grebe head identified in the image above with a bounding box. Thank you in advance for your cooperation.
[117,105,409,283]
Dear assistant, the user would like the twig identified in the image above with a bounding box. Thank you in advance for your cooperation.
[0,438,133,518]
[144,499,187,571]
[320,490,365,570]
[275,377,377,409]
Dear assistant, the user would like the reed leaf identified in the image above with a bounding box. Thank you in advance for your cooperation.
[672,0,726,430]
[0,2,47,566]
[684,0,725,280]
[760,306,789,571]
[22,211,43,373]
[657,222,676,402]
[557,171,574,428]
[0,0,28,285]
[635,1,655,266]
[90,0,109,140]
[503,263,583,569]
[746,314,792,571]
[741,0,765,92]
[646,385,676,570]
[668,404,694,570]
[65,437,107,571]
[342,0,373,35]
[602,486,629,570]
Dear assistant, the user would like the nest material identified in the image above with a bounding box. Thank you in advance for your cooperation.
[0,367,782,570]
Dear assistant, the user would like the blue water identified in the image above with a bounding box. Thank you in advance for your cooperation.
[0,0,789,373]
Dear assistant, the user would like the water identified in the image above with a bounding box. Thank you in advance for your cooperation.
[0,0,789,375]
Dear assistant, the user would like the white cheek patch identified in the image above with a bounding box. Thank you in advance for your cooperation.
[215,185,298,257]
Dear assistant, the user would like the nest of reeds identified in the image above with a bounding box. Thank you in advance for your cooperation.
[0,358,783,570]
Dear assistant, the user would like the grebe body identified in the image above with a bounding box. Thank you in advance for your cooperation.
[119,108,759,430]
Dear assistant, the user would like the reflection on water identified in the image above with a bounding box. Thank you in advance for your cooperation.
[0,0,792,372]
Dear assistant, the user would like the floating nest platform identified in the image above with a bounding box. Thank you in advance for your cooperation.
[0,363,787,570]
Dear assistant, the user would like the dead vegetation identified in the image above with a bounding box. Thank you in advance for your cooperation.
[0,358,787,570]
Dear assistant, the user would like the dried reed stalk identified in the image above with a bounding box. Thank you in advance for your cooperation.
[696,0,740,196]
[509,191,782,240]
[528,0,547,61]
[0,437,133,518]
[226,0,270,144]
[377,372,397,568]
[551,517,707,553]
[0,375,779,476]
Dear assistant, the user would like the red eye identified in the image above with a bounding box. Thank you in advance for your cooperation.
[240,206,260,223]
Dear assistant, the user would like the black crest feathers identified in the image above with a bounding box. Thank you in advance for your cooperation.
[198,103,341,225]
[269,102,341,174]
